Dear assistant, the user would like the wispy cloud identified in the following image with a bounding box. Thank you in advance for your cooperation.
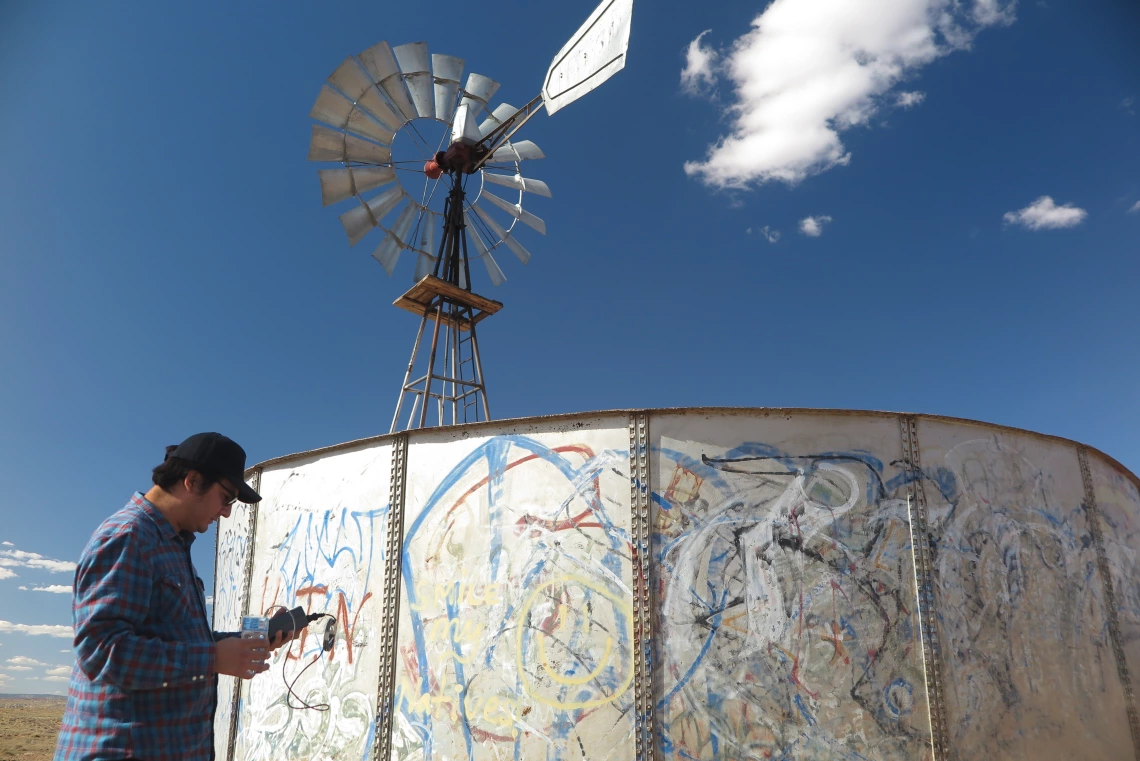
[0,548,76,574]
[1128,200,1140,214]
[26,585,72,594]
[799,215,833,236]
[896,91,926,108]
[3,665,32,671]
[1123,96,1136,116]
[681,30,719,96]
[0,569,15,581]
[683,0,1016,189]
[45,666,71,677]
[747,225,781,242]
[6,656,48,667]
[0,620,74,639]
[1003,196,1087,230]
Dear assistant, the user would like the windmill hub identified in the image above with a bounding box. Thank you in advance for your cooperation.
[425,144,490,178]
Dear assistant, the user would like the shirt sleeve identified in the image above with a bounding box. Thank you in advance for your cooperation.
[73,529,216,691]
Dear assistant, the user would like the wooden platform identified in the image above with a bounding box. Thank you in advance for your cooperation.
[393,275,503,330]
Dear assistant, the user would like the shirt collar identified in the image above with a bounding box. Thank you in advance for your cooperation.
[131,492,197,546]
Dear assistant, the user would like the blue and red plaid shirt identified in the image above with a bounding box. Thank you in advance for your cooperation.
[55,493,227,761]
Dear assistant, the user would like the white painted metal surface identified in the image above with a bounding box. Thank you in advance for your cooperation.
[482,172,552,198]
[215,408,1140,761]
[478,190,546,235]
[318,166,395,207]
[393,42,435,120]
[231,444,392,761]
[489,140,544,163]
[542,0,634,115]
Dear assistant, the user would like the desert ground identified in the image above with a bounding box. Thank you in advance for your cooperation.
[0,697,65,761]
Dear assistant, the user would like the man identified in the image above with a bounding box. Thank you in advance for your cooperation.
[55,433,291,761]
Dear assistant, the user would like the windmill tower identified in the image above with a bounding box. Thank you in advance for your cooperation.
[307,0,634,432]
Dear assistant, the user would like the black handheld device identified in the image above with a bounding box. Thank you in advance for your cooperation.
[268,606,307,640]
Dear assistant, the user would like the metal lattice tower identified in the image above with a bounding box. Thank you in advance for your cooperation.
[389,174,501,431]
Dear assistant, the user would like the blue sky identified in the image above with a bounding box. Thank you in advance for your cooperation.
[1,0,1136,694]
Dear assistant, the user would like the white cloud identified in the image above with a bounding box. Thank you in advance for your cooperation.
[0,569,16,581]
[0,620,74,638]
[684,0,1016,189]
[204,595,214,606]
[1,542,12,547]
[0,548,76,574]
[7,656,47,667]
[799,215,833,236]
[28,585,72,594]
[1128,200,1140,214]
[3,666,32,671]
[43,676,69,682]
[759,225,780,243]
[896,90,926,108]
[681,30,719,96]
[1002,196,1087,230]
[46,666,71,677]
[971,0,1016,24]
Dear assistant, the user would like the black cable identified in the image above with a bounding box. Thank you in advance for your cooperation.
[280,613,338,712]
[284,652,329,712]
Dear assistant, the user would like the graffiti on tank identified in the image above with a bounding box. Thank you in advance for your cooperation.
[930,438,1113,756]
[395,436,634,761]
[1095,463,1140,640]
[213,503,253,761]
[239,501,388,761]
[655,444,931,761]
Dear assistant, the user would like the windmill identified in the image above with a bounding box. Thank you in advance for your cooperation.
[308,0,634,432]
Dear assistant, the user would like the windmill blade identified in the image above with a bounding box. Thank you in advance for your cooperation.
[460,73,501,109]
[489,140,545,163]
[308,125,392,165]
[477,103,518,139]
[471,204,532,265]
[414,210,440,280]
[542,0,634,116]
[339,186,405,246]
[393,42,435,119]
[372,202,420,275]
[358,41,400,82]
[464,211,507,286]
[310,86,395,145]
[328,57,374,101]
[318,166,396,206]
[356,88,403,132]
[431,54,464,123]
[482,172,552,198]
[479,190,547,235]
[358,41,419,121]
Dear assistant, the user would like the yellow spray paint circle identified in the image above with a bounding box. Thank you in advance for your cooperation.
[515,574,634,710]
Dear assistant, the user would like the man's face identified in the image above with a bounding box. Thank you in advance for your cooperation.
[185,474,237,533]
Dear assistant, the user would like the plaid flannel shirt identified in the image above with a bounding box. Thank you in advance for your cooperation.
[55,493,225,761]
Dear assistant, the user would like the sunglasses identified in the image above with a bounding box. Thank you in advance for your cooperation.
[217,481,240,506]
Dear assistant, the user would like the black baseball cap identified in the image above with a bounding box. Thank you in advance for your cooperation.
[167,432,262,503]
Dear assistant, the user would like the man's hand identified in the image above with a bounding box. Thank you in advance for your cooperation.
[268,629,297,652]
[215,637,270,679]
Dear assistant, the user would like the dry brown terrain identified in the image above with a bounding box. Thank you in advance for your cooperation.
[0,697,65,761]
